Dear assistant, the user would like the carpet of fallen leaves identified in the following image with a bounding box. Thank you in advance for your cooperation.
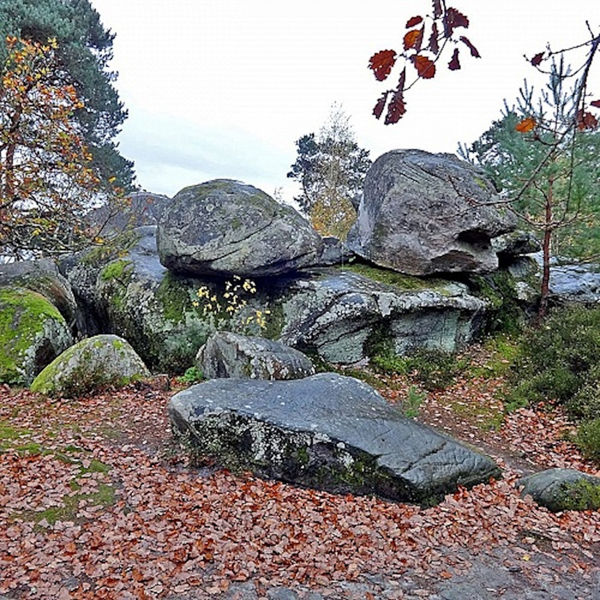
[1,353,599,599]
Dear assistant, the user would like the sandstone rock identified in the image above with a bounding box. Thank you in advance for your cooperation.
[492,230,541,259]
[275,266,487,363]
[31,334,149,397]
[519,468,600,512]
[197,331,315,380]
[0,258,81,333]
[157,179,323,277]
[549,263,600,304]
[169,373,500,504]
[347,150,516,275]
[0,287,73,385]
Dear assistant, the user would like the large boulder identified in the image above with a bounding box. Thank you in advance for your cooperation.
[157,179,323,277]
[275,265,487,363]
[196,331,315,380]
[549,262,600,304]
[519,468,600,512]
[31,334,150,397]
[0,287,73,385]
[347,150,516,276]
[169,373,500,504]
[0,258,81,333]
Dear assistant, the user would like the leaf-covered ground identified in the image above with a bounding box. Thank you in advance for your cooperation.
[0,345,599,599]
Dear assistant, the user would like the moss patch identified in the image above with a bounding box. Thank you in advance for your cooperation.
[0,287,67,384]
[339,262,445,291]
[156,272,196,323]
[100,259,133,282]
[560,478,600,511]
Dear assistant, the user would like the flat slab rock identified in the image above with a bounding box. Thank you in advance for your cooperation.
[169,373,500,504]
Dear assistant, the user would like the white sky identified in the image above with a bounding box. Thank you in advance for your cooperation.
[89,0,600,202]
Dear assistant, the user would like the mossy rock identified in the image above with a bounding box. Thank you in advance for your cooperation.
[0,286,73,385]
[30,334,150,398]
[519,468,600,512]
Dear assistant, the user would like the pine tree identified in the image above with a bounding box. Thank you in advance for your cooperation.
[0,0,135,191]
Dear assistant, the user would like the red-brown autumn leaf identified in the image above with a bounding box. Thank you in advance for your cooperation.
[448,48,461,70]
[531,52,544,66]
[577,110,599,130]
[404,29,424,51]
[373,91,390,120]
[369,50,397,81]
[411,54,436,79]
[444,7,470,37]
[591,100,600,108]
[460,36,480,58]
[428,22,440,54]
[515,117,536,133]
[406,16,423,28]
[385,68,407,125]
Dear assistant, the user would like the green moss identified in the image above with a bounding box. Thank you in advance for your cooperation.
[469,335,519,378]
[560,478,600,511]
[0,421,32,442]
[156,272,195,323]
[100,259,133,282]
[15,483,117,527]
[0,287,66,384]
[574,419,600,464]
[339,262,444,291]
[468,271,524,335]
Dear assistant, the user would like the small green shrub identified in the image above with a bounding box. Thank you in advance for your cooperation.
[566,379,600,421]
[402,385,425,418]
[179,366,203,385]
[372,345,467,391]
[507,305,600,415]
[574,419,600,464]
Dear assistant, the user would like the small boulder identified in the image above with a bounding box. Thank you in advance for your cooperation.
[0,258,81,333]
[157,179,323,277]
[169,373,500,504]
[0,287,73,385]
[519,468,600,512]
[31,334,150,397]
[347,150,516,275]
[196,331,315,380]
[492,230,541,260]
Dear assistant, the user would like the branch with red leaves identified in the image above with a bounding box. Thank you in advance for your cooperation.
[368,0,480,124]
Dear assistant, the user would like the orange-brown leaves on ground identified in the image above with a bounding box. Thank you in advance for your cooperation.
[515,117,536,133]
[368,49,397,81]
[411,54,436,79]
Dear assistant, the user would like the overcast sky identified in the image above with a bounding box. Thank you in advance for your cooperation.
[89,0,599,202]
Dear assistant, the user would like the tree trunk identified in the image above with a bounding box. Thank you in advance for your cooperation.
[538,179,554,322]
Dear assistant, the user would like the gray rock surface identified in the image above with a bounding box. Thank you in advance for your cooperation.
[31,334,150,397]
[347,150,516,275]
[196,331,315,380]
[276,268,487,363]
[492,230,541,259]
[169,373,500,504]
[518,468,600,512]
[311,236,354,267]
[0,286,73,385]
[157,179,323,277]
[549,263,600,304]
